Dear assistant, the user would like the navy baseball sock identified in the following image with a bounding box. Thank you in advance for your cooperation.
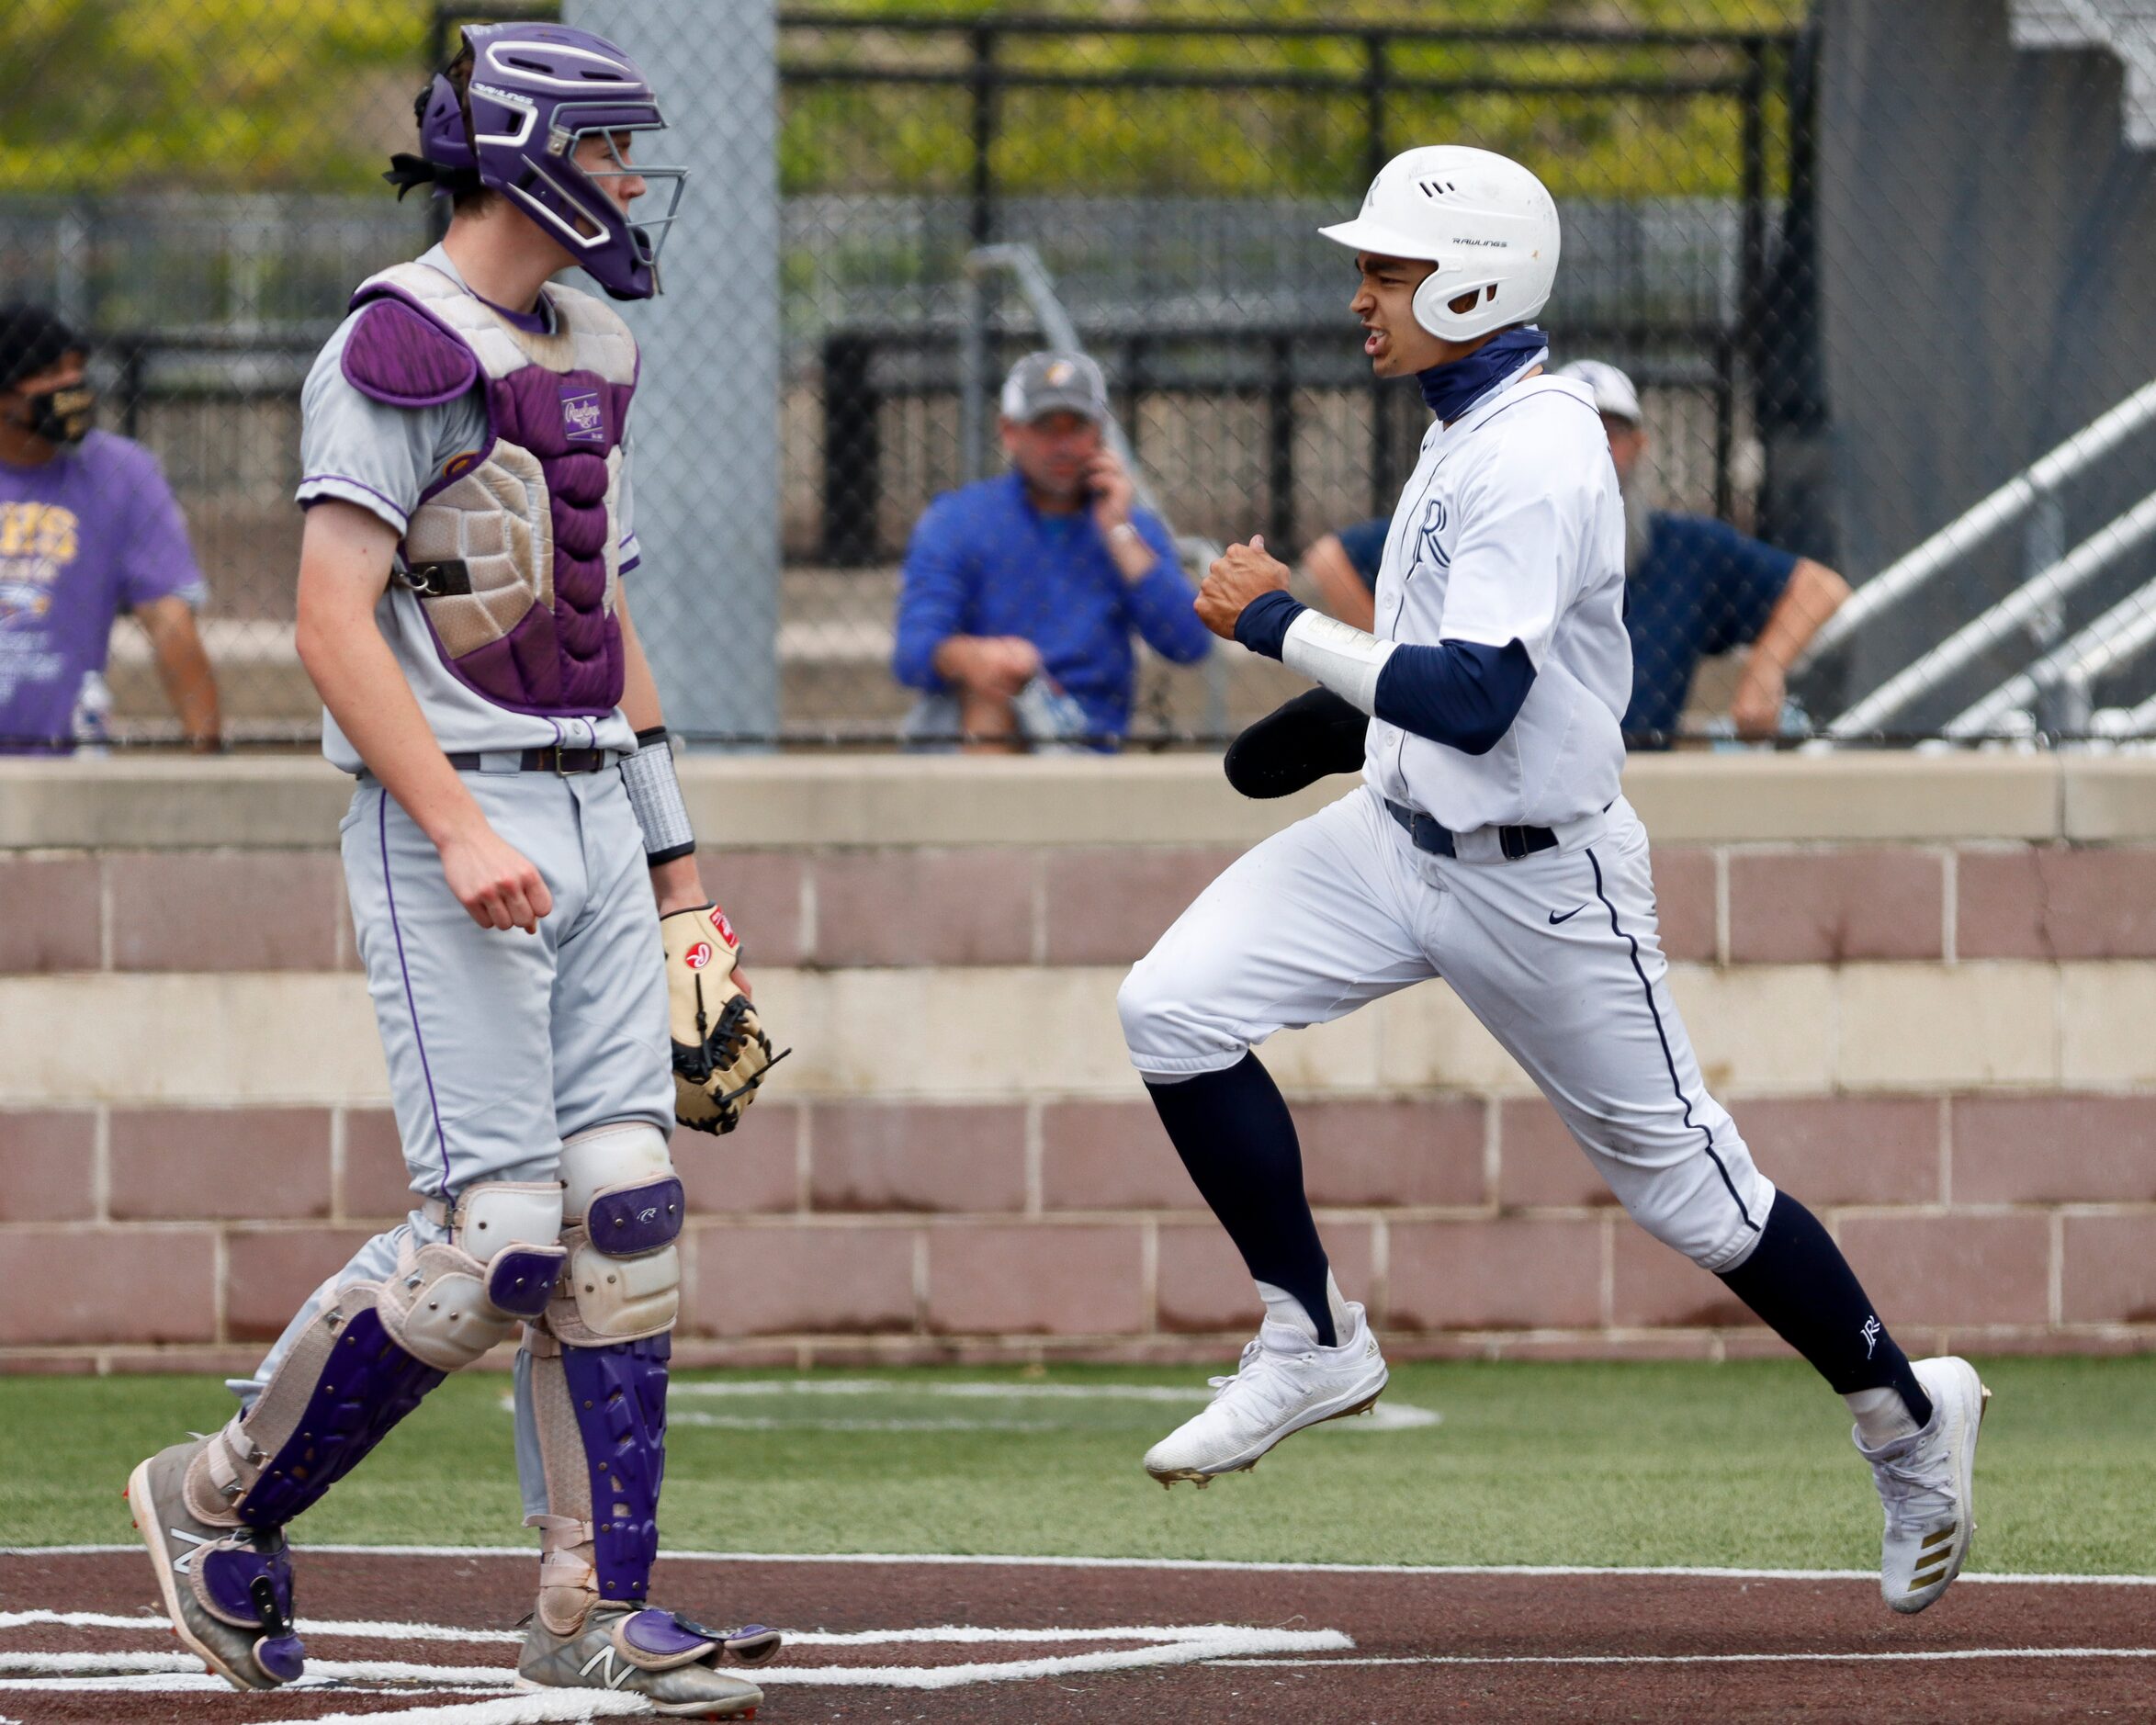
[1716,1192,1933,1432]
[1144,1053,1339,1347]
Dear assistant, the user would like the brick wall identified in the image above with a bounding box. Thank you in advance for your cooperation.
[3,754,2154,1371]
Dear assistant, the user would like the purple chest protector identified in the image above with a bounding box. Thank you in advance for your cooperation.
[339,264,639,717]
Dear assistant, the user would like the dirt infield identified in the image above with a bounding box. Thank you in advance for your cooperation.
[4,1547,2152,1723]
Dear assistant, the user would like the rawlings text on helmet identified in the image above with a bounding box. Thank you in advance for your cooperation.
[1317,145,1560,344]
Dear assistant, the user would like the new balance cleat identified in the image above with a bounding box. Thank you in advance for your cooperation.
[1859,1355,1992,1614]
[1144,1301,1388,1486]
[127,1440,305,1692]
[517,1605,768,1717]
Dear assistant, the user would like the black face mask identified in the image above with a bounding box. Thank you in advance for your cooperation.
[23,384,94,445]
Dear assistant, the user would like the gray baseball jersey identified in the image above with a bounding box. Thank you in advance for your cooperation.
[294,244,640,771]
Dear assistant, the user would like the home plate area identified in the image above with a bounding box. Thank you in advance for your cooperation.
[6,1549,2154,1723]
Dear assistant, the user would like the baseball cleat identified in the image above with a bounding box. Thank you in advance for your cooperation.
[1858,1355,1992,1614]
[1144,1301,1388,1486]
[516,1605,768,1717]
[126,1441,305,1692]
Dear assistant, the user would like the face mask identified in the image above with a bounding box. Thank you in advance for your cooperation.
[24,384,95,445]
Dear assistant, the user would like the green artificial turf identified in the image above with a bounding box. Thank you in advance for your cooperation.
[6,1358,2151,1574]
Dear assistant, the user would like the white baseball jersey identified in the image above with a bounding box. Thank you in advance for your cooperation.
[1364,367,1630,831]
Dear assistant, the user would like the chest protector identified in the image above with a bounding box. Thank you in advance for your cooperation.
[338,263,638,716]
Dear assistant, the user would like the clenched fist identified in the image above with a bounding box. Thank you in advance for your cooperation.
[1195,536,1293,640]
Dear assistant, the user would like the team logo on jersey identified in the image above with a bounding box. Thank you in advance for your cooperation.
[709,906,739,949]
[560,386,606,444]
[1413,497,1451,574]
[683,941,715,971]
[443,450,480,480]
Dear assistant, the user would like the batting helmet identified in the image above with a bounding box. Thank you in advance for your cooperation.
[1319,146,1559,343]
[388,22,687,301]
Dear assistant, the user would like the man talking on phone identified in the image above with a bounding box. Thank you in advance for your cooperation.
[891,351,1212,751]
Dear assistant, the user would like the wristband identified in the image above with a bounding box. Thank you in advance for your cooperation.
[621,726,696,864]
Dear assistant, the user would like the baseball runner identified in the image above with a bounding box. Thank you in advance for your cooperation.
[1119,146,1990,1615]
[126,25,781,1716]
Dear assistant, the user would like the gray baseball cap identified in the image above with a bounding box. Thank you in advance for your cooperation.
[999,351,1109,423]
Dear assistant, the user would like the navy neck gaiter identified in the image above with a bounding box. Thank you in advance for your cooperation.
[1417,325,1549,423]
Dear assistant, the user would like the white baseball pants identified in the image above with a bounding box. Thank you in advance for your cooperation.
[1118,785,1772,1273]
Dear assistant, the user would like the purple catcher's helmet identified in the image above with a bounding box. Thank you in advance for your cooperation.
[394,22,687,300]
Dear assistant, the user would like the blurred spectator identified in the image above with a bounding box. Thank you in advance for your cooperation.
[1299,516,1384,632]
[1557,359,1849,746]
[0,305,220,752]
[892,351,1211,751]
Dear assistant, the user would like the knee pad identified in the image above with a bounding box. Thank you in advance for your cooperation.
[384,1179,568,1370]
[546,1122,683,1345]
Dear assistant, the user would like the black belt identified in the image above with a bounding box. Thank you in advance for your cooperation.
[1385,797,1558,861]
[443,746,615,775]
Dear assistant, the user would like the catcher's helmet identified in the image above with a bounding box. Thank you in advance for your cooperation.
[1319,146,1559,342]
[392,22,687,301]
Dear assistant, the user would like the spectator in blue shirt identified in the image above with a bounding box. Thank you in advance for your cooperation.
[892,351,1212,750]
[1558,359,1849,747]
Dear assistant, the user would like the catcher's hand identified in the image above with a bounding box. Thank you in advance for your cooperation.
[660,904,785,1134]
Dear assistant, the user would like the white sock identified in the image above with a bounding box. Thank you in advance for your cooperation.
[1255,1273,1355,1347]
[1846,1384,1922,1449]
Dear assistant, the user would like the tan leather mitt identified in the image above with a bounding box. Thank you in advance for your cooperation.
[660,904,783,1134]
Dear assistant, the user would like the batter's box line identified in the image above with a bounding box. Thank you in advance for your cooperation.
[0,1622,1355,1698]
[1212,1648,2156,1668]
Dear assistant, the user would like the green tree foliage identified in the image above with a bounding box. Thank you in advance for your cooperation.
[0,0,429,191]
[782,0,1808,200]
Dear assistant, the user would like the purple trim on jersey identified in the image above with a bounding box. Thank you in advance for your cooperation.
[298,474,411,526]
[474,289,551,335]
[340,299,479,409]
[378,788,451,1201]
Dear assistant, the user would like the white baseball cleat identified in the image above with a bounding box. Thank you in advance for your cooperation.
[1144,1302,1388,1487]
[1857,1355,1992,1614]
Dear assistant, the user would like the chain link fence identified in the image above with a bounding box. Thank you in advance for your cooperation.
[5,1,2155,751]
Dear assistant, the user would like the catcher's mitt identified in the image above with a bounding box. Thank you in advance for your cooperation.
[660,903,785,1134]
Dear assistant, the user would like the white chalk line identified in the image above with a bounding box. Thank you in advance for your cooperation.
[12,1542,2156,1586]
[501,1379,1442,1434]
[0,1608,1315,1648]
[0,1622,1352,1695]
[1211,1647,2156,1669]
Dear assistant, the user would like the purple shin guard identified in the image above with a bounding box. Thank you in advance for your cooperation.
[198,1535,305,1682]
[561,1335,671,1607]
[236,1307,446,1530]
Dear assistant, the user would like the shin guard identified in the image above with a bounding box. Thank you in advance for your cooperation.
[524,1325,672,1632]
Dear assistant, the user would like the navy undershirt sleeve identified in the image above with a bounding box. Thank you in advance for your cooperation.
[1373,638,1536,756]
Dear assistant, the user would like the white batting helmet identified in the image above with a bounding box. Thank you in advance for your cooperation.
[1319,145,1560,342]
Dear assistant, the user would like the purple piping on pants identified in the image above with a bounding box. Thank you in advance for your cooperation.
[378,788,451,1201]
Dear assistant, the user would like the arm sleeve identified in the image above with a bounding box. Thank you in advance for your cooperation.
[890,496,971,691]
[291,321,440,533]
[1692,517,1800,655]
[1117,511,1213,665]
[1333,516,1392,592]
[1371,637,1536,756]
[116,449,207,612]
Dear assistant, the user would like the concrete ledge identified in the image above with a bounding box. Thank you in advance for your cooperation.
[0,748,2131,850]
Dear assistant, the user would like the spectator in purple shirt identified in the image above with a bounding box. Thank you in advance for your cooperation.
[0,304,220,751]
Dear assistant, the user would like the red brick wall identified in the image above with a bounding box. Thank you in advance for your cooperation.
[4,840,2156,1371]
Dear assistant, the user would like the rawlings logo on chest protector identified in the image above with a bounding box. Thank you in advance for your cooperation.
[560,387,605,444]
